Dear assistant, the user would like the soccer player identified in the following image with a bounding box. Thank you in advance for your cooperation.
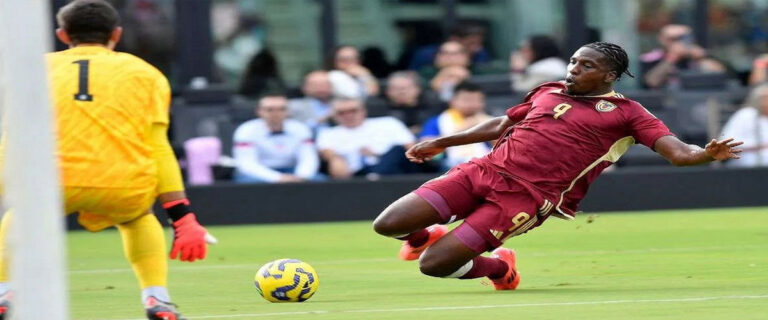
[373,42,743,290]
[0,1,211,319]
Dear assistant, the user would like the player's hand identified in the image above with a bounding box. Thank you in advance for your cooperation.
[705,138,743,161]
[406,140,446,163]
[170,213,208,262]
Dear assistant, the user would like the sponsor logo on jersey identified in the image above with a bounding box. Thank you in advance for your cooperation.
[595,100,618,112]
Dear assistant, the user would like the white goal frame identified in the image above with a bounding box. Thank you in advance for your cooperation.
[0,1,69,319]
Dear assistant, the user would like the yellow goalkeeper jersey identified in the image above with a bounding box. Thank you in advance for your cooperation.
[46,46,170,189]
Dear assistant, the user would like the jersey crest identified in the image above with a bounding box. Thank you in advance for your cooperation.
[595,100,617,112]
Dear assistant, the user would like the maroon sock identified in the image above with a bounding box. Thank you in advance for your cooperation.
[395,229,430,247]
[458,256,509,279]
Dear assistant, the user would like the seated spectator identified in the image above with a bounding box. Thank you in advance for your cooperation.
[288,70,334,129]
[327,45,380,98]
[509,35,567,92]
[431,66,471,102]
[640,24,726,89]
[420,81,492,169]
[748,54,768,86]
[409,24,491,71]
[720,83,768,167]
[233,95,320,183]
[367,71,444,134]
[420,40,471,81]
[317,98,421,179]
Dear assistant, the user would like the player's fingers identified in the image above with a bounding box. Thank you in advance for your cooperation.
[169,245,180,260]
[181,246,192,262]
[727,141,744,147]
[718,138,734,145]
[732,148,743,153]
[188,246,200,262]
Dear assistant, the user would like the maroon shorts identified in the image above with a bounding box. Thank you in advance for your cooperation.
[414,161,554,253]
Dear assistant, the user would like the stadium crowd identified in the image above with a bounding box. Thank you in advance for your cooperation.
[178,22,768,184]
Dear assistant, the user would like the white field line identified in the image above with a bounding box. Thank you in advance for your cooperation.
[69,244,768,275]
[101,294,768,320]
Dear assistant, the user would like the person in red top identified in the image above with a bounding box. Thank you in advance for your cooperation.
[373,42,743,290]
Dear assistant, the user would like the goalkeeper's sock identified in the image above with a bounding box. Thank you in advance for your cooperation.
[141,286,170,303]
[0,212,11,284]
[0,283,8,296]
[116,213,167,289]
[395,229,430,247]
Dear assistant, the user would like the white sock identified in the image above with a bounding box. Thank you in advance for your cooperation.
[0,282,8,296]
[141,286,170,303]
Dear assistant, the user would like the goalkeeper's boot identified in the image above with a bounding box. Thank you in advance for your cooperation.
[489,248,521,290]
[0,292,10,320]
[145,296,186,320]
[399,225,448,261]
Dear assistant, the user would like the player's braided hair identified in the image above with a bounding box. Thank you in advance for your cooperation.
[583,42,635,81]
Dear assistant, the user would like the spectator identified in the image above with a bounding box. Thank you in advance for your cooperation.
[748,54,768,85]
[238,49,284,99]
[327,45,380,98]
[420,41,471,80]
[509,35,567,92]
[720,83,768,167]
[420,82,492,169]
[288,71,334,129]
[431,65,471,102]
[367,71,444,134]
[233,95,320,183]
[316,98,418,179]
[409,24,491,71]
[640,24,726,88]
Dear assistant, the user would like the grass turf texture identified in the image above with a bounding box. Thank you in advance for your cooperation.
[69,207,768,320]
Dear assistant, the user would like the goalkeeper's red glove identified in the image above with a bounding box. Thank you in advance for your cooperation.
[164,199,209,262]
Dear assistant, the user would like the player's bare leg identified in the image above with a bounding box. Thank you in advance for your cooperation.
[419,225,520,290]
[373,192,448,260]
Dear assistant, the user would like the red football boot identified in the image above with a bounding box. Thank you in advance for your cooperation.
[489,248,521,290]
[398,225,448,261]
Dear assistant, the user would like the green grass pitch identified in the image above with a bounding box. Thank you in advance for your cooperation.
[68,207,768,320]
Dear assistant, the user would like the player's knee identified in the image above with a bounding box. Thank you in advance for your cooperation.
[418,252,453,277]
[372,206,406,236]
[372,214,398,236]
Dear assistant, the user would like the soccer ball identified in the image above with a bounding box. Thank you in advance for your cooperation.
[254,258,319,303]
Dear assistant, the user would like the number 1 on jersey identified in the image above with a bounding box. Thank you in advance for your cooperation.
[73,60,93,101]
[553,103,572,119]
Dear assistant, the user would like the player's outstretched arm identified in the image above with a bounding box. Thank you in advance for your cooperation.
[654,135,743,166]
[406,116,514,163]
[150,123,213,262]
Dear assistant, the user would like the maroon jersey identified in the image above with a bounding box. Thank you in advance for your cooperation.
[481,82,673,218]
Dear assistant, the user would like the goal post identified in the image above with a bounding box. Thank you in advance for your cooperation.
[0,0,69,319]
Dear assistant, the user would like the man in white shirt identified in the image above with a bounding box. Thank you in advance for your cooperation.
[288,71,334,129]
[317,98,418,178]
[233,95,320,183]
[720,83,768,167]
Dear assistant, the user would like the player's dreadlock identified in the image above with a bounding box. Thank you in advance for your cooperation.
[583,42,635,81]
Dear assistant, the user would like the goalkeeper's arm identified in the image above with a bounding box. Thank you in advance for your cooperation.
[149,122,213,262]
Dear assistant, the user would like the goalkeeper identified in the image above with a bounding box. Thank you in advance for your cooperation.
[0,1,213,319]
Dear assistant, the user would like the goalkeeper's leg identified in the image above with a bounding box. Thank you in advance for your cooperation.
[116,213,169,301]
[117,212,185,319]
